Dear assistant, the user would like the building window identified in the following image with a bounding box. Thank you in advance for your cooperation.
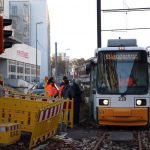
[11,6,17,16]
[37,66,40,76]
[25,76,30,82]
[9,60,16,65]
[9,74,16,79]
[31,76,36,82]
[17,66,24,73]
[31,65,36,75]
[9,60,16,73]
[25,63,30,74]
[9,65,16,72]
[25,67,30,74]
[17,75,24,80]
[17,61,24,74]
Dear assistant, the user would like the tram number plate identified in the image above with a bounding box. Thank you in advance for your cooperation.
[118,96,126,101]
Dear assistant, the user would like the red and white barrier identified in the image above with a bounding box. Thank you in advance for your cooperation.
[38,104,62,122]
[0,123,20,132]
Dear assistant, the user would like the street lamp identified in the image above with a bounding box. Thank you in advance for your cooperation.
[36,21,43,81]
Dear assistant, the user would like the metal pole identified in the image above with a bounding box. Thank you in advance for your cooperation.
[35,22,43,82]
[65,49,70,76]
[47,15,51,77]
[55,42,57,80]
[97,0,101,48]
[65,56,67,76]
[36,23,38,80]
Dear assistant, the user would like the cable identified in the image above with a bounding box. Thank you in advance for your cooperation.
[102,7,150,13]
[102,27,150,32]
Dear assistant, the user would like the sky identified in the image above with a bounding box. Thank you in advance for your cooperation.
[48,0,150,60]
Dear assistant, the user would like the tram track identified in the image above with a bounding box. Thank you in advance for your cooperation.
[137,129,150,150]
[93,132,106,150]
[138,131,142,150]
[1,122,150,150]
[92,129,150,150]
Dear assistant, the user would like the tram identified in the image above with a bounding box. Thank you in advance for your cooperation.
[86,39,150,126]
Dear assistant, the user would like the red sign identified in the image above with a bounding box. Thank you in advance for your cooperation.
[17,50,29,59]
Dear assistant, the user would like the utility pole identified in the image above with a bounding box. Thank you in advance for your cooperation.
[35,21,43,81]
[55,42,57,80]
[47,15,51,77]
[97,0,101,48]
[65,49,70,76]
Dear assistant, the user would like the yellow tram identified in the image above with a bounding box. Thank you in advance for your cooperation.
[86,39,150,126]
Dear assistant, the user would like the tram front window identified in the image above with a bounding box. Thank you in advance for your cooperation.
[97,50,148,94]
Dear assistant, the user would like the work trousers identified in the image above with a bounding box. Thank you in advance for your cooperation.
[73,98,80,125]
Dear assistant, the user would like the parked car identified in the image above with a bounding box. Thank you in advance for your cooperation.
[28,82,59,96]
[28,82,44,95]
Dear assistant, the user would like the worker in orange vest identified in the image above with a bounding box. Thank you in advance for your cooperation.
[45,77,58,97]
[59,76,68,97]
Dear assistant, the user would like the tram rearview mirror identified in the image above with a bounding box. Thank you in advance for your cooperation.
[86,63,91,74]
[93,89,96,94]
[148,51,150,57]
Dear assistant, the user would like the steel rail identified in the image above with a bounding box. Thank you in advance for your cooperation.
[93,132,106,150]
[138,131,143,150]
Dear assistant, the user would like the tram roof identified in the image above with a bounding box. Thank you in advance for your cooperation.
[107,39,137,47]
[95,46,146,53]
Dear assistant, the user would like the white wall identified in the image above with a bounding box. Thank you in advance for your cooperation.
[0,44,41,65]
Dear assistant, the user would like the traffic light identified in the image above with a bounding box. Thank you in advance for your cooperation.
[0,16,13,54]
[0,16,3,54]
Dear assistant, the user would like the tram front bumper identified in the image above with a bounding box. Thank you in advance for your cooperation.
[97,107,148,126]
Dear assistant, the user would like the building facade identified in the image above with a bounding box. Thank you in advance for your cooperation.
[2,0,50,82]
[0,44,41,82]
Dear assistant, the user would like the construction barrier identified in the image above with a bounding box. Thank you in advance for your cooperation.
[62,99,74,128]
[2,88,74,128]
[0,92,63,149]
[0,88,74,147]
[0,123,21,145]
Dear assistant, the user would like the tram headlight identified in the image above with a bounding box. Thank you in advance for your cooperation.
[136,99,142,106]
[136,99,146,106]
[103,99,109,105]
[99,99,109,106]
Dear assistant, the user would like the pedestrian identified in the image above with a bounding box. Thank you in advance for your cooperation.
[71,79,83,126]
[59,76,68,97]
[61,79,73,99]
[45,77,58,97]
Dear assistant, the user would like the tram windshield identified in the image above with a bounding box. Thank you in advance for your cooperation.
[97,50,148,94]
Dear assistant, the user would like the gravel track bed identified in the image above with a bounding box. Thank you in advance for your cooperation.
[1,121,150,150]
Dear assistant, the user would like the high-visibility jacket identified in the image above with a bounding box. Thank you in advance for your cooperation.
[58,81,65,97]
[45,83,58,97]
[59,84,65,97]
